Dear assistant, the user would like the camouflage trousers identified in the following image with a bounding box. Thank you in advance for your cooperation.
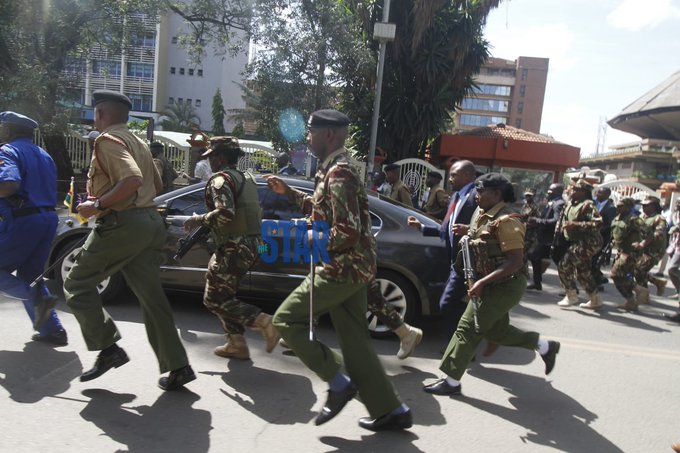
[611,252,638,298]
[558,237,601,294]
[367,278,404,331]
[635,252,664,287]
[204,235,263,335]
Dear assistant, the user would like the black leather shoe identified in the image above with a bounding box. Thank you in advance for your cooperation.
[358,409,413,431]
[541,341,560,375]
[423,378,461,396]
[663,312,680,323]
[80,347,130,382]
[31,329,68,346]
[33,295,58,331]
[315,384,357,425]
[527,284,542,291]
[159,365,196,391]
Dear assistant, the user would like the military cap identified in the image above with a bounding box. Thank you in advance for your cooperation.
[474,172,512,190]
[384,163,400,172]
[427,171,443,180]
[0,111,38,129]
[524,189,535,196]
[640,195,661,206]
[83,130,100,140]
[616,197,635,208]
[572,178,593,190]
[307,109,350,128]
[92,90,133,109]
[202,136,243,157]
[149,141,165,149]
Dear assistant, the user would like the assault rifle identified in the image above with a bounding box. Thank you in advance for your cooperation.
[596,238,613,268]
[460,235,481,334]
[174,225,210,261]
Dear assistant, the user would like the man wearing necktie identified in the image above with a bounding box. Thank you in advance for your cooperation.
[408,160,478,336]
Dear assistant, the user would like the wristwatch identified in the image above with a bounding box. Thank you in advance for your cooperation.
[93,199,105,211]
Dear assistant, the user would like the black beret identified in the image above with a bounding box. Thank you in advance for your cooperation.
[427,171,443,180]
[640,196,661,206]
[384,163,400,172]
[149,141,164,149]
[202,136,243,157]
[474,172,512,190]
[0,111,38,129]
[92,90,133,109]
[307,109,350,128]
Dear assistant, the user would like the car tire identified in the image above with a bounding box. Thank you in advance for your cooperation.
[55,237,125,303]
[367,270,418,338]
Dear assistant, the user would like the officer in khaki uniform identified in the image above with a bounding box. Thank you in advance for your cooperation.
[609,197,644,311]
[64,90,194,391]
[265,109,412,431]
[420,171,449,220]
[424,173,560,396]
[182,136,279,360]
[384,163,413,207]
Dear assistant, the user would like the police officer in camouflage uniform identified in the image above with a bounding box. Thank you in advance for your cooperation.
[265,109,412,431]
[520,189,540,267]
[555,179,603,309]
[609,197,644,311]
[633,196,668,305]
[423,173,560,397]
[183,136,279,360]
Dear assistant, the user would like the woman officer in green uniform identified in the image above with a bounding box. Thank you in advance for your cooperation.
[424,173,560,396]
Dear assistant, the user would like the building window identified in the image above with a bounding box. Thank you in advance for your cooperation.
[195,99,202,107]
[169,97,174,105]
[187,98,192,106]
[461,98,509,113]
[92,60,122,77]
[500,68,516,77]
[486,68,500,76]
[133,32,155,48]
[472,84,511,96]
[170,67,176,74]
[521,68,528,81]
[197,69,203,77]
[519,85,526,97]
[514,118,522,128]
[179,68,185,75]
[188,68,194,76]
[178,98,183,104]
[127,62,154,79]
[127,93,153,112]
[171,36,178,44]
[621,162,632,169]
[459,114,507,127]
[517,101,524,114]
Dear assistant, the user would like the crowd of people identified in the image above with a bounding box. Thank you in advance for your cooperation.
[1,94,679,436]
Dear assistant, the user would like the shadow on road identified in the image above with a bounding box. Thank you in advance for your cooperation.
[0,341,82,403]
[461,366,623,452]
[572,308,672,333]
[79,388,211,452]
[319,432,424,453]
[203,359,316,425]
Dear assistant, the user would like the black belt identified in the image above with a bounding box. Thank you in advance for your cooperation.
[12,206,56,218]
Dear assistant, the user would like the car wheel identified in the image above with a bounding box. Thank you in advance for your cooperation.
[367,270,418,338]
[55,237,125,303]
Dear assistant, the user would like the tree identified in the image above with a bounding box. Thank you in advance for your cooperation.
[161,102,201,133]
[211,89,227,135]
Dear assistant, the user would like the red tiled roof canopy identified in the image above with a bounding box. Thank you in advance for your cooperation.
[458,123,562,144]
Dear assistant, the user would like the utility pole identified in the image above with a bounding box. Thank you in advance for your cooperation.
[366,0,396,185]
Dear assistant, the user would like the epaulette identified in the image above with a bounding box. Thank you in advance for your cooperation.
[96,134,128,151]
[212,174,226,190]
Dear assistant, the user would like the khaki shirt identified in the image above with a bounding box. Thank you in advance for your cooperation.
[423,186,449,218]
[88,123,160,215]
[473,202,525,252]
[389,180,413,207]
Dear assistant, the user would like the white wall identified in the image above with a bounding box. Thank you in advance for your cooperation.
[161,13,248,133]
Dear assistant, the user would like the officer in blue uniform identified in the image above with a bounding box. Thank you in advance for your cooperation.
[0,111,67,345]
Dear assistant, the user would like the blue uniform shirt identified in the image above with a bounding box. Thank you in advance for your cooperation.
[0,138,57,213]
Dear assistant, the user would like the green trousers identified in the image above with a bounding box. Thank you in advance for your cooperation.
[64,208,188,374]
[439,275,539,380]
[273,274,401,419]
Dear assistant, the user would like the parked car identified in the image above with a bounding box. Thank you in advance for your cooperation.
[48,177,450,335]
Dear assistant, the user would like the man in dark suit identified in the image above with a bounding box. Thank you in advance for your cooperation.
[526,183,565,291]
[591,186,617,286]
[408,160,478,335]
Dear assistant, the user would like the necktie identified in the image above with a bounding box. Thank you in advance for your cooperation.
[441,193,459,236]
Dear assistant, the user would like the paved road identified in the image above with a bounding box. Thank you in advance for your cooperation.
[1,266,679,452]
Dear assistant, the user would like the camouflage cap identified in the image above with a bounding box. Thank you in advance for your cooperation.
[202,136,243,157]
[616,197,635,208]
[640,195,661,207]
[572,179,593,191]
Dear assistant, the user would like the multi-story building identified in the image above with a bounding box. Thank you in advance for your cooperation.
[64,11,247,132]
[454,56,549,134]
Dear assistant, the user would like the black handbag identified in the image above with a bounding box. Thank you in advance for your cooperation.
[550,233,570,265]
